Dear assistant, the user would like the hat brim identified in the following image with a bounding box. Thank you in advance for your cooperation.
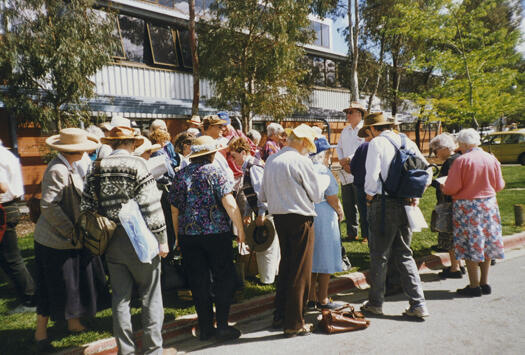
[187,120,202,126]
[187,144,226,159]
[45,134,100,153]
[245,219,276,252]
[343,107,366,114]
[100,136,145,147]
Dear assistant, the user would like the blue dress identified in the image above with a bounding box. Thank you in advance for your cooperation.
[312,163,343,274]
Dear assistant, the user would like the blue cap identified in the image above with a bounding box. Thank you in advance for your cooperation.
[216,111,231,125]
[310,136,336,156]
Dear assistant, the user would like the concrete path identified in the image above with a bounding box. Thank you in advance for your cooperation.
[174,246,525,355]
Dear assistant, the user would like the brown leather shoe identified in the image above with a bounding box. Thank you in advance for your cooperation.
[283,323,314,338]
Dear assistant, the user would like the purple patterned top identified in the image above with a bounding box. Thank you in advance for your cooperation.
[262,139,280,161]
[169,161,234,236]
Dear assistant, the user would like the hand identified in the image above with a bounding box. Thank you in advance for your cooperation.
[255,215,265,227]
[336,209,344,222]
[243,216,252,225]
[237,229,246,244]
[343,164,351,174]
[409,198,419,207]
[158,242,169,258]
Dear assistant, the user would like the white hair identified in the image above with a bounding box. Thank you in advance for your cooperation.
[429,133,457,153]
[85,125,104,139]
[457,128,481,146]
[150,119,167,131]
[247,129,262,145]
[309,150,327,164]
[187,127,200,136]
[267,122,284,137]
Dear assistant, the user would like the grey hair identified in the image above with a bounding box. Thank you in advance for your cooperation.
[150,119,167,131]
[309,150,327,164]
[246,129,262,145]
[429,133,457,153]
[267,122,284,137]
[457,128,481,146]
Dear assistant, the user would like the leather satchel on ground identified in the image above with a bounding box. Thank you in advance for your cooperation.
[319,304,370,334]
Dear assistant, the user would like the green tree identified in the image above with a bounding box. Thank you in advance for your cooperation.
[198,0,314,131]
[0,0,117,132]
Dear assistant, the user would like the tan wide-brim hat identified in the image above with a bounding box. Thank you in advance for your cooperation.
[188,135,226,158]
[343,102,366,115]
[245,218,276,252]
[361,112,392,130]
[133,137,162,156]
[46,128,100,153]
[202,114,227,127]
[291,124,319,153]
[101,126,145,146]
[187,115,202,126]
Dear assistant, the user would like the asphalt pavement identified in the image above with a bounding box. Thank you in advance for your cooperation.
[173,246,525,355]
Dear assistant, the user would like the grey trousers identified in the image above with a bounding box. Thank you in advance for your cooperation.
[367,197,426,308]
[106,229,164,355]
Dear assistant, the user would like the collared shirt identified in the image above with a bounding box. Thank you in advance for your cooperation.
[364,130,432,197]
[0,144,25,203]
[260,146,324,216]
[336,121,364,185]
[213,149,235,184]
[169,161,234,236]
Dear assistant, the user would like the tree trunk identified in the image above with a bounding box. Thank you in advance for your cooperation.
[348,0,359,102]
[54,107,62,132]
[367,32,385,113]
[189,0,200,116]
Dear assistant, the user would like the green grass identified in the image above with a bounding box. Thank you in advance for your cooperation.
[0,166,523,354]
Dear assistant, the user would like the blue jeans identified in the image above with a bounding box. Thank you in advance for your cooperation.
[367,197,425,307]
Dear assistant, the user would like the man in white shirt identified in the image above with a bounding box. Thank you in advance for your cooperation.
[202,115,235,184]
[261,124,324,337]
[336,102,366,241]
[0,140,36,313]
[360,113,431,319]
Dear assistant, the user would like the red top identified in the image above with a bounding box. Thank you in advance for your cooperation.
[441,148,505,200]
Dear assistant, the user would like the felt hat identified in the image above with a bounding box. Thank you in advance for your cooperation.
[343,102,366,115]
[187,115,202,126]
[100,126,145,146]
[310,136,336,156]
[291,124,318,153]
[133,137,162,156]
[202,114,227,127]
[45,128,100,153]
[245,219,276,252]
[188,135,226,158]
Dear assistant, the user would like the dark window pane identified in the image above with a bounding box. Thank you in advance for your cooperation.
[313,57,325,86]
[321,23,329,48]
[196,0,214,11]
[178,29,193,67]
[119,15,145,63]
[326,59,336,87]
[148,24,177,66]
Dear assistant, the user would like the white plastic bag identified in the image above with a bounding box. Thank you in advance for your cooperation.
[118,199,159,263]
[404,205,428,232]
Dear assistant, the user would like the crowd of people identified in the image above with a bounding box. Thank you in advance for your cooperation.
[0,102,506,353]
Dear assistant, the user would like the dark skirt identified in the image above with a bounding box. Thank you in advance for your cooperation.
[34,242,111,321]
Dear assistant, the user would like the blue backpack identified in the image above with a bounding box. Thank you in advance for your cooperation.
[380,134,429,198]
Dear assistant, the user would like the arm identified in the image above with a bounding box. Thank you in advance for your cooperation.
[441,159,462,196]
[294,159,324,204]
[364,139,381,198]
[326,194,344,221]
[221,193,246,243]
[250,165,268,219]
[170,205,179,248]
[493,162,505,192]
[0,183,7,193]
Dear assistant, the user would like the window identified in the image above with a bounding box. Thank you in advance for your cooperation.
[325,59,336,87]
[147,23,178,66]
[310,20,329,48]
[177,28,193,68]
[312,57,325,86]
[196,0,214,11]
[118,15,146,63]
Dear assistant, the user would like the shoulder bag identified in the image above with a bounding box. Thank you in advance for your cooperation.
[318,304,370,334]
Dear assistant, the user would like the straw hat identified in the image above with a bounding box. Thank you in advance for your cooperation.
[100,126,145,146]
[245,219,276,252]
[343,102,366,115]
[188,135,226,158]
[45,128,100,153]
[111,115,131,128]
[133,137,162,156]
[187,115,202,126]
[358,112,392,137]
[291,124,319,153]
[202,115,227,127]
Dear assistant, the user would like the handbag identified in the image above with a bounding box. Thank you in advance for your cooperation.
[161,252,189,291]
[430,202,453,233]
[318,304,370,334]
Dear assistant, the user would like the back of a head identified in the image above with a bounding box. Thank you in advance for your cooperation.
[150,119,167,132]
[457,128,481,146]
[267,123,284,137]
[247,129,262,145]
[430,132,457,152]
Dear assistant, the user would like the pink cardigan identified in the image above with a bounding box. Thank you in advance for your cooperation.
[441,148,505,200]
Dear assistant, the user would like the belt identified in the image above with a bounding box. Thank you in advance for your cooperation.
[371,195,411,204]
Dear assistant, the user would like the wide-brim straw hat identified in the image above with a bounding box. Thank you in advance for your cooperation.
[100,126,145,146]
[245,219,276,252]
[202,114,227,127]
[343,102,366,115]
[45,128,100,153]
[133,137,162,156]
[188,135,226,158]
[292,124,319,153]
[187,115,202,126]
[361,112,392,129]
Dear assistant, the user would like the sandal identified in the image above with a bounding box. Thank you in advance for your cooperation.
[284,323,314,338]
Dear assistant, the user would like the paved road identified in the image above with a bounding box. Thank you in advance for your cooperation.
[175,247,525,354]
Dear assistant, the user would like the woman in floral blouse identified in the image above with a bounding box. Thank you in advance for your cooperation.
[169,135,246,342]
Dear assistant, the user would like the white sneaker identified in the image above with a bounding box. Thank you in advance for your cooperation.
[403,305,429,318]
[360,300,383,315]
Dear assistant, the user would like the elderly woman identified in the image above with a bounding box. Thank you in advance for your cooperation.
[34,128,110,353]
[81,126,169,354]
[150,119,180,170]
[442,129,505,297]
[307,137,344,310]
[262,123,285,161]
[169,135,246,341]
[429,133,464,279]
[173,131,195,170]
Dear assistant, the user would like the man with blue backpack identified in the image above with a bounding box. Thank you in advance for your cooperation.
[360,112,432,319]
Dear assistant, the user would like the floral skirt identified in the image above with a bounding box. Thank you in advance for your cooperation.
[453,197,504,262]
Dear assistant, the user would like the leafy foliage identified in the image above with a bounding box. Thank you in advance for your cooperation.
[0,0,117,133]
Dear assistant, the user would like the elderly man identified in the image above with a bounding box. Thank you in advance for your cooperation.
[202,115,235,183]
[337,102,366,242]
[360,112,431,319]
[261,124,324,337]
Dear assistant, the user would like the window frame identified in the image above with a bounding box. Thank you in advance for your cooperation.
[113,16,127,61]
[146,22,180,68]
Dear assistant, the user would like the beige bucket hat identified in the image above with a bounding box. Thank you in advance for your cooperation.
[45,128,100,153]
[188,135,226,158]
[100,126,145,146]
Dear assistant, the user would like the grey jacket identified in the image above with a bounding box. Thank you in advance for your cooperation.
[34,156,84,250]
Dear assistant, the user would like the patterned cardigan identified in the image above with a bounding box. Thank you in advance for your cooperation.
[80,150,167,244]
